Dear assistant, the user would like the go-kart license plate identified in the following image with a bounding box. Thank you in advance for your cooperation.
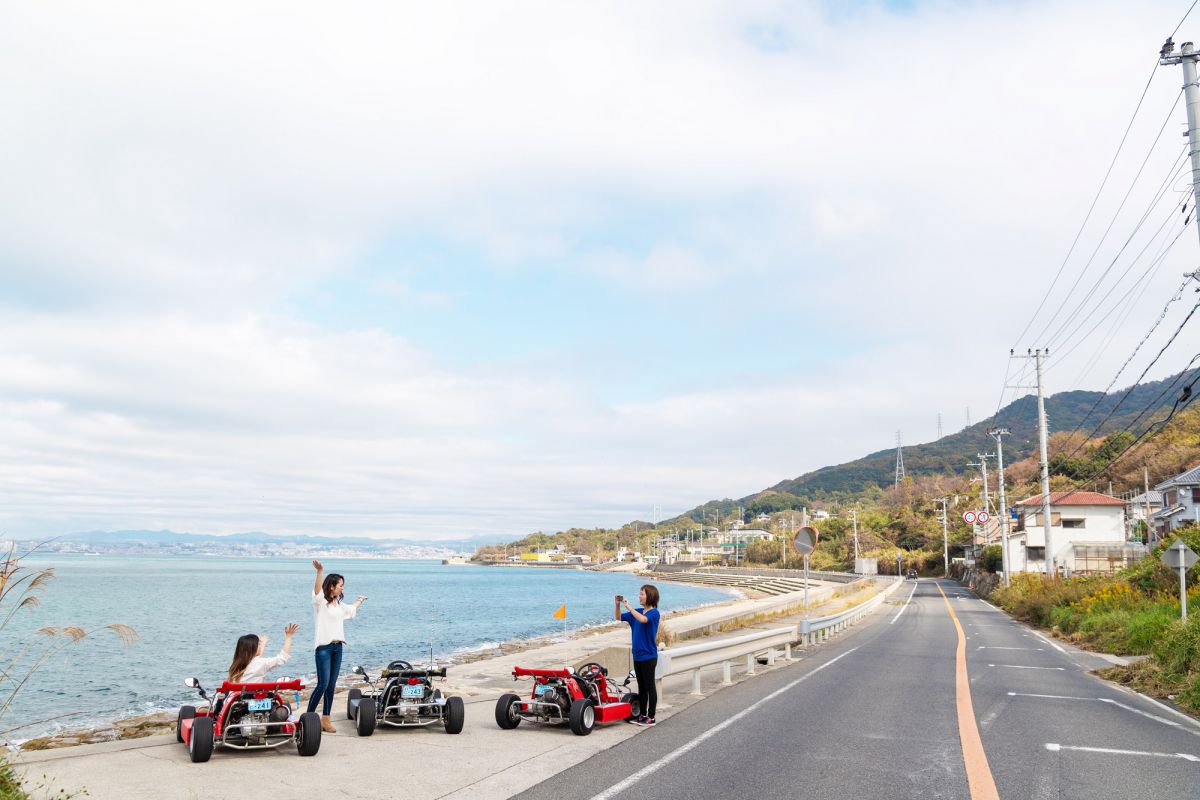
[533,684,549,696]
[401,685,424,699]
[246,698,272,712]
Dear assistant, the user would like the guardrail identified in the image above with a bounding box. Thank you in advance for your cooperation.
[654,578,902,702]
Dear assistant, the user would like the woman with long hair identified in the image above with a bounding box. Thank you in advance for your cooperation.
[308,560,366,733]
[227,623,300,683]
[616,583,660,727]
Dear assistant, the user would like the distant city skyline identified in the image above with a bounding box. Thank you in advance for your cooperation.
[1,1,1195,539]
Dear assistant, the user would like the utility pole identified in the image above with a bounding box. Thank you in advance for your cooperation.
[936,498,949,576]
[850,508,860,565]
[1145,466,1154,544]
[1035,349,1055,576]
[1160,38,1200,250]
[990,427,1012,587]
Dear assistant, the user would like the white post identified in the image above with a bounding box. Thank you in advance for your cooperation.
[722,661,732,685]
[803,554,809,611]
[691,669,702,695]
[746,654,756,676]
[1182,563,1189,621]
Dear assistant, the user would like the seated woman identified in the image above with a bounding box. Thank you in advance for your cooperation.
[228,623,300,683]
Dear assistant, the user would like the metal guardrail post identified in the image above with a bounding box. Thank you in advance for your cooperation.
[722,660,732,685]
[691,669,702,696]
[745,653,756,675]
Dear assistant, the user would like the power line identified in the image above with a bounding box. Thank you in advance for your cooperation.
[1010,60,1163,349]
[1035,90,1185,347]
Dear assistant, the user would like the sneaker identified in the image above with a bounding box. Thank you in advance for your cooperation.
[627,715,648,726]
[644,717,656,727]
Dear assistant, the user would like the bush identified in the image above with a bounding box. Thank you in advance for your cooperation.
[1152,615,1200,677]
[980,545,1003,573]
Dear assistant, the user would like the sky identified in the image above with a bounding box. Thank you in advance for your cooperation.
[2,0,1199,540]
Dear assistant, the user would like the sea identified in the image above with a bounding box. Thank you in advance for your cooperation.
[3,556,733,742]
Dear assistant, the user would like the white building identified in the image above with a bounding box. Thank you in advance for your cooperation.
[1005,492,1144,575]
[1153,465,1200,535]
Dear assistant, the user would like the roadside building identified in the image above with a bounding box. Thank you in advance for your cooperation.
[1006,491,1145,575]
[1152,465,1200,536]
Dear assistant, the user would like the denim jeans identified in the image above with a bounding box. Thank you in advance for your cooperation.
[307,642,343,715]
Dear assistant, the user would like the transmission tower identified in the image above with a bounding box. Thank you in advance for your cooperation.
[937,412,943,439]
[894,431,906,487]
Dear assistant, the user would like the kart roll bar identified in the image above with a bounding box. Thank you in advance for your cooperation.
[381,667,447,679]
[216,679,304,694]
[511,667,573,680]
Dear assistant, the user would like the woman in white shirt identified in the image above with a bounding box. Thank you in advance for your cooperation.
[307,560,366,733]
[228,623,300,683]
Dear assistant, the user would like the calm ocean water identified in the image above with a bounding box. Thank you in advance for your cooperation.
[5,556,732,741]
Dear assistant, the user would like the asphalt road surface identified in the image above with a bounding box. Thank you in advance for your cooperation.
[516,579,1200,800]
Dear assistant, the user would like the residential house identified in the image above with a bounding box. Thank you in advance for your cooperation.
[1153,465,1200,535]
[1005,492,1145,575]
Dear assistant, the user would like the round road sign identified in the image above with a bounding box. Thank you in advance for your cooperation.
[977,511,991,524]
[793,526,819,556]
[963,510,977,524]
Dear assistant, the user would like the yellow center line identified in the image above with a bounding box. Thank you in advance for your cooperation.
[935,582,1000,800]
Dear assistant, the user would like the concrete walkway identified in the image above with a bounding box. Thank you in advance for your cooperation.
[15,578,879,800]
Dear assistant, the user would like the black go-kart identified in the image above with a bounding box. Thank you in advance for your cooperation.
[346,660,465,736]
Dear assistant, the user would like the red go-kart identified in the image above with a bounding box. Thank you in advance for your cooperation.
[494,662,637,736]
[176,676,321,762]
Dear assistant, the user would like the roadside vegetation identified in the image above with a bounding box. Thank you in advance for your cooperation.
[985,527,1200,712]
[0,545,137,798]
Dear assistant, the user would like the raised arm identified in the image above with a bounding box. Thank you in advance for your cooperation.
[614,595,623,621]
[621,598,648,623]
[312,560,323,596]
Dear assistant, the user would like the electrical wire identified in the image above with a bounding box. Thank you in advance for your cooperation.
[1010,60,1163,349]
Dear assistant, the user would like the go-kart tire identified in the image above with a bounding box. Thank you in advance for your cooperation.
[495,693,522,729]
[176,706,195,744]
[296,712,322,756]
[188,716,214,763]
[568,699,595,736]
[620,693,641,720]
[346,688,362,720]
[355,698,377,736]
[444,696,465,734]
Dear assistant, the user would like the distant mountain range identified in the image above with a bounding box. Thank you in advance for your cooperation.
[27,529,507,550]
[679,367,1200,516]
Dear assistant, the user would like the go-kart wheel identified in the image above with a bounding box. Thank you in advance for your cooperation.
[495,693,522,729]
[188,716,214,762]
[444,696,465,734]
[620,693,641,720]
[355,698,377,736]
[568,698,595,736]
[346,688,362,720]
[296,712,322,756]
[176,706,195,744]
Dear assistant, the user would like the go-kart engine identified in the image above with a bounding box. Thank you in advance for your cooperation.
[540,686,571,716]
[240,711,270,742]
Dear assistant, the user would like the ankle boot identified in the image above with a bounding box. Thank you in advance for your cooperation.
[320,715,337,733]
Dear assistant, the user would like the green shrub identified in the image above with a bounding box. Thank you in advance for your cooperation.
[980,545,1003,573]
[1152,615,1200,677]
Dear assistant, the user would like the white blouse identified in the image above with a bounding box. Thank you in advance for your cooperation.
[240,649,291,683]
[312,592,358,648]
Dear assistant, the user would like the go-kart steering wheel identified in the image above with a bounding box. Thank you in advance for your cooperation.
[577,662,606,682]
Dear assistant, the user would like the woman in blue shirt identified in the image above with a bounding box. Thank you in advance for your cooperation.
[616,584,660,726]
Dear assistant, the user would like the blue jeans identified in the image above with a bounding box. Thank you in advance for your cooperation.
[307,642,343,715]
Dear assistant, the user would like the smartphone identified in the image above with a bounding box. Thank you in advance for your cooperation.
[616,595,624,602]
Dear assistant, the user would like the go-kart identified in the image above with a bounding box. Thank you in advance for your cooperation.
[346,660,465,736]
[176,676,321,762]
[495,662,637,736]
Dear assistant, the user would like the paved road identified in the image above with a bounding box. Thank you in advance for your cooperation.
[516,579,1200,800]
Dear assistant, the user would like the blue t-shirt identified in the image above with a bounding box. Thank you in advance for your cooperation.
[621,607,661,662]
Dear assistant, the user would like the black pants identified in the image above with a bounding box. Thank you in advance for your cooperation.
[633,658,657,719]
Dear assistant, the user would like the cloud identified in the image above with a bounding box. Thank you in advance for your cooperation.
[0,1,1195,537]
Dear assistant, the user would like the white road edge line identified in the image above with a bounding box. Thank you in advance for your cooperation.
[1135,693,1200,731]
[988,664,1064,671]
[890,581,919,625]
[1045,743,1200,761]
[1030,630,1067,654]
[587,648,860,800]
